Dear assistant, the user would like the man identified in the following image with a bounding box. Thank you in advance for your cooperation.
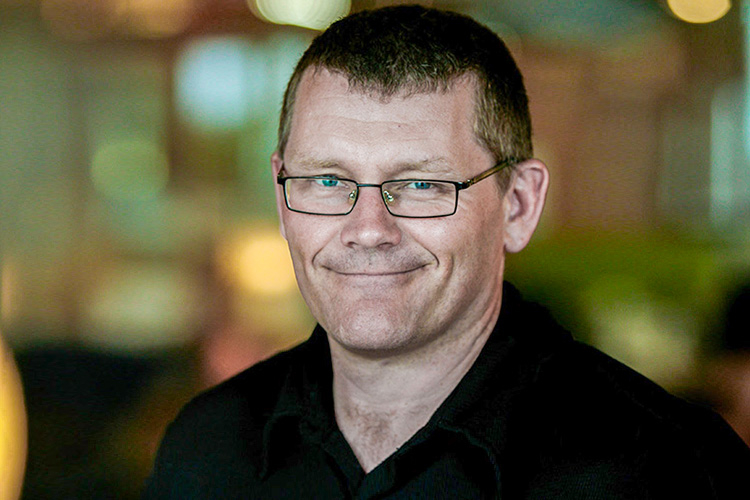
[145,6,750,498]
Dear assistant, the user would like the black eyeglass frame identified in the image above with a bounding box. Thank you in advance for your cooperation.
[276,157,518,218]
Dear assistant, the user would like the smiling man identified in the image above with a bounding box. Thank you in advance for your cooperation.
[145,6,750,499]
[273,66,538,473]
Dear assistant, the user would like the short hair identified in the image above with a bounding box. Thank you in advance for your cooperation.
[277,5,532,188]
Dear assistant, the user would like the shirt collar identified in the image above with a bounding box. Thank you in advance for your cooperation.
[259,325,334,478]
[258,283,572,481]
[431,283,573,488]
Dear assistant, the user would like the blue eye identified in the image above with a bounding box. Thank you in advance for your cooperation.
[315,178,341,188]
[408,181,433,190]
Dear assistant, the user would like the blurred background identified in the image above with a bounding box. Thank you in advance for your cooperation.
[2,0,750,498]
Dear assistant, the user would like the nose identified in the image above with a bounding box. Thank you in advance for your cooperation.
[340,186,402,249]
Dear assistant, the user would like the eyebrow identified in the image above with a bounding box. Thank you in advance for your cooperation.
[392,158,455,178]
[284,158,341,172]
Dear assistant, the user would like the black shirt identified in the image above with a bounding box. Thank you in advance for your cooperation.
[144,284,750,499]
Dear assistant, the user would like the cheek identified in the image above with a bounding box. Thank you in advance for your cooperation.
[442,212,505,274]
[283,220,327,305]
[404,213,485,260]
[282,213,337,266]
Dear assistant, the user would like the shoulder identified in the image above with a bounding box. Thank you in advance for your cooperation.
[536,340,718,433]
[168,341,308,451]
[186,342,303,413]
[143,340,312,498]
[520,338,750,498]
[500,285,741,452]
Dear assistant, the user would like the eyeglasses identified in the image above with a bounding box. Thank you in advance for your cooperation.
[276,158,516,218]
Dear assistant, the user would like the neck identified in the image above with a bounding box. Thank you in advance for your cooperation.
[329,299,502,473]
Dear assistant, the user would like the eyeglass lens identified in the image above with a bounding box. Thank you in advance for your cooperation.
[284,178,458,217]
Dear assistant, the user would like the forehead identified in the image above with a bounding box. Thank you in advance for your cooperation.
[285,68,487,170]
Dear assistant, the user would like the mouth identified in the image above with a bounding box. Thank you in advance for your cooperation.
[323,264,428,285]
[332,268,423,276]
[316,252,433,284]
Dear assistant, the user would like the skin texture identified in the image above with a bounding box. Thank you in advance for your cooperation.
[272,68,548,471]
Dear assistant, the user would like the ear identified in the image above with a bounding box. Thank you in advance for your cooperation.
[503,159,549,254]
[271,151,287,240]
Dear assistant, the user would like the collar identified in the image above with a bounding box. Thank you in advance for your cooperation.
[428,283,572,490]
[257,283,572,482]
[258,324,334,478]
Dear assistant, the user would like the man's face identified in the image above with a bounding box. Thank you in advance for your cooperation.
[273,69,511,356]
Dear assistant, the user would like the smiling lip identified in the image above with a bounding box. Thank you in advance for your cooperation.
[335,269,418,275]
[318,254,431,277]
[324,265,427,278]
[326,269,422,290]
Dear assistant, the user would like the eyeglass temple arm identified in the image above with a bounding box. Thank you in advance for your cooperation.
[457,158,517,189]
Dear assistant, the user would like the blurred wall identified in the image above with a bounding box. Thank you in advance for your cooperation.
[1,0,749,498]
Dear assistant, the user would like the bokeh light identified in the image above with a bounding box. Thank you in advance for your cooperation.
[79,262,203,351]
[218,228,297,296]
[581,275,698,389]
[0,337,26,500]
[41,0,196,40]
[174,32,310,138]
[249,0,350,30]
[667,0,731,24]
[111,0,196,38]
[90,138,169,202]
[175,37,267,131]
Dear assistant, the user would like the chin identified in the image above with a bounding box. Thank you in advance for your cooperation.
[326,313,423,357]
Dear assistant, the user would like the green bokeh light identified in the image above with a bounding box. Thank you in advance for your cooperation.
[90,138,169,201]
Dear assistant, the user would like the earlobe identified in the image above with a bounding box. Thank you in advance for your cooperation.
[503,159,549,253]
[271,151,288,240]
